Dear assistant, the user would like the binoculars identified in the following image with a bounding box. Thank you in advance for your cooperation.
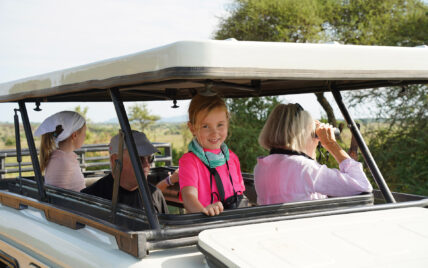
[314,127,341,139]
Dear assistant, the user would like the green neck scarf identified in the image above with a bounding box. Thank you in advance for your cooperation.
[188,138,230,168]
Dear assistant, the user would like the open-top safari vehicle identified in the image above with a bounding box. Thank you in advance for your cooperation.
[0,40,427,267]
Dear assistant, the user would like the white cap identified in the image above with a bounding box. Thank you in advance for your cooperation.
[34,111,85,146]
[109,130,159,156]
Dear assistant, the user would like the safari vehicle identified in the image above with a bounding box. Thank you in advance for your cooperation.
[0,40,428,267]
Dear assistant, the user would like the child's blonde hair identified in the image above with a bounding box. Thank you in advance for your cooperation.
[188,94,229,128]
[258,103,314,152]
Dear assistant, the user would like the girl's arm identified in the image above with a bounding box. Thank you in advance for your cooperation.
[181,186,224,216]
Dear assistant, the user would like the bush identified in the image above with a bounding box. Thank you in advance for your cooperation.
[367,122,428,196]
[226,96,279,172]
[5,137,15,146]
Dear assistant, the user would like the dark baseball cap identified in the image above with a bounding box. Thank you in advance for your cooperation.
[109,130,159,156]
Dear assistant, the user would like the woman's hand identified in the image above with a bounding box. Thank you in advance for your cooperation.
[315,121,337,147]
[201,201,224,216]
[315,121,350,164]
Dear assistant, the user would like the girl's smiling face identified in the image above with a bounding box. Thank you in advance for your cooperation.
[189,107,228,150]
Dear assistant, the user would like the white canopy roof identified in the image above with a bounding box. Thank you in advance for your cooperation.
[0,40,427,102]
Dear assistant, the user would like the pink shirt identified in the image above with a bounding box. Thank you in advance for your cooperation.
[254,154,372,205]
[179,149,245,207]
[44,150,86,192]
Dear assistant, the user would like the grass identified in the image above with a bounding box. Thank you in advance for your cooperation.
[0,122,190,178]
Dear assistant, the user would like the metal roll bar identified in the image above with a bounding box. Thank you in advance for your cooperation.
[109,88,160,229]
[331,88,396,203]
[18,101,47,201]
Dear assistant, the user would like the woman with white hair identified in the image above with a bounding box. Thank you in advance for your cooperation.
[35,111,87,191]
[254,103,372,205]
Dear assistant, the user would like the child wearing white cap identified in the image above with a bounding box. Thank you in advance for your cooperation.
[35,111,87,191]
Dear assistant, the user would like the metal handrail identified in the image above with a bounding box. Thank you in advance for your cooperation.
[0,143,172,178]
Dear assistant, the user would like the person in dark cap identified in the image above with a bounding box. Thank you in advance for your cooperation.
[81,130,172,214]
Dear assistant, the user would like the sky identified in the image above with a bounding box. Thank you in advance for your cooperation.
[0,0,359,123]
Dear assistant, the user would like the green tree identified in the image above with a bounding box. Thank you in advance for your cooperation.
[330,0,428,46]
[179,122,192,151]
[226,96,280,172]
[74,105,90,123]
[74,105,93,142]
[365,119,428,196]
[335,1,428,194]
[348,85,428,195]
[214,0,339,126]
[128,103,160,131]
[214,0,428,126]
[214,0,428,190]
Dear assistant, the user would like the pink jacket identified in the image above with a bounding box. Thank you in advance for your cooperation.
[44,150,86,191]
[254,154,372,205]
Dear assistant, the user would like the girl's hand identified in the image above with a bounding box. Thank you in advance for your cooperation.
[169,169,179,184]
[202,201,224,216]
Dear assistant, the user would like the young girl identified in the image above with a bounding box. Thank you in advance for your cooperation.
[35,111,87,191]
[179,94,246,216]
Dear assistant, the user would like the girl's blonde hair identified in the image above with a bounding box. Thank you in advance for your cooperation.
[39,124,85,171]
[188,94,229,127]
[258,103,314,152]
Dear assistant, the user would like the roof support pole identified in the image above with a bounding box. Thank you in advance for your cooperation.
[109,88,160,229]
[18,101,47,201]
[331,89,396,203]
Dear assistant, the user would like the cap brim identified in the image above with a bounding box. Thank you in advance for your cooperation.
[136,145,160,156]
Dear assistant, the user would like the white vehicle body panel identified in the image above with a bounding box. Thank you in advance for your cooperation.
[199,207,428,268]
[0,203,206,267]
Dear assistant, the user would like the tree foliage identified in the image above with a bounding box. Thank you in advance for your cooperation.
[336,1,428,194]
[330,0,428,46]
[74,105,93,141]
[215,0,428,45]
[74,105,90,122]
[215,0,334,42]
[349,85,428,195]
[214,0,428,123]
[214,0,428,190]
[128,103,160,131]
[226,96,280,172]
[366,120,428,195]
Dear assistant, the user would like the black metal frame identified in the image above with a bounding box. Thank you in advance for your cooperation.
[0,248,19,268]
[109,88,160,229]
[3,175,428,252]
[18,101,47,202]
[331,88,396,203]
[12,85,398,231]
